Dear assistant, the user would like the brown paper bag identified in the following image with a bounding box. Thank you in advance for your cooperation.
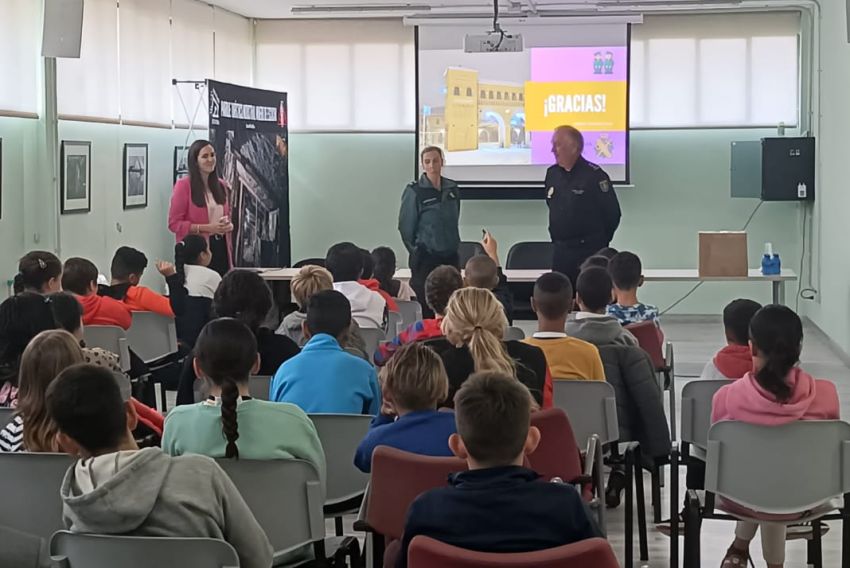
[699,232,748,277]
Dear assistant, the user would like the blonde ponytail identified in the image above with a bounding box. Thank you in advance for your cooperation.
[442,288,514,376]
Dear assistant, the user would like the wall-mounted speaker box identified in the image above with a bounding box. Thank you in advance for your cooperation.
[761,137,815,201]
[42,0,84,58]
[730,137,815,201]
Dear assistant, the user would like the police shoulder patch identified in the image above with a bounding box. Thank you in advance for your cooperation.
[599,180,611,193]
[547,186,554,199]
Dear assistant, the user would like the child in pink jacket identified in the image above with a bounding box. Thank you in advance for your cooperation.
[712,305,839,568]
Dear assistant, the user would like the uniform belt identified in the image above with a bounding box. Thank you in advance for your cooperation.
[553,235,605,247]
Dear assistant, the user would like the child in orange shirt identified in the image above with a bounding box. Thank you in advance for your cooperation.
[62,258,132,330]
[100,246,183,317]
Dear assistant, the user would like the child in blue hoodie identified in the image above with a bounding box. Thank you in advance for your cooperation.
[271,290,380,414]
[355,341,456,472]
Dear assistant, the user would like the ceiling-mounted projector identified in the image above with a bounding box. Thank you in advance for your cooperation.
[464,32,523,53]
[463,0,522,53]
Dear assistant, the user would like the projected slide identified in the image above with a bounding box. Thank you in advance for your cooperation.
[417,23,630,184]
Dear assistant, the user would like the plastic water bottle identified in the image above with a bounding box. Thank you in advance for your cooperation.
[761,242,781,275]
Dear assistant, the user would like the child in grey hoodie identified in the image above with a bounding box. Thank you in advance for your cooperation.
[48,363,273,568]
[565,266,638,347]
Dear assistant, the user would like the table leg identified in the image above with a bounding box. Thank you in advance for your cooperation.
[773,281,786,305]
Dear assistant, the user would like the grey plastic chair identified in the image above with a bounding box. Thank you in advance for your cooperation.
[0,453,73,539]
[387,311,402,338]
[309,414,372,534]
[217,458,325,564]
[359,327,384,361]
[458,241,485,266]
[126,311,178,363]
[82,325,131,372]
[668,378,729,562]
[503,326,525,341]
[50,531,239,568]
[396,300,422,330]
[0,406,14,428]
[552,380,619,448]
[684,420,850,568]
[552,380,647,564]
[248,375,272,401]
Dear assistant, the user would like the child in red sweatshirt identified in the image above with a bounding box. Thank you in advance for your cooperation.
[700,299,762,380]
[99,246,183,317]
[62,258,132,330]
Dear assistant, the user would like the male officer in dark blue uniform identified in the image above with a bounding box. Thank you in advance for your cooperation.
[546,126,621,286]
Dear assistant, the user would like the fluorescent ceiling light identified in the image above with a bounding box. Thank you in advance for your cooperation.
[291,4,432,14]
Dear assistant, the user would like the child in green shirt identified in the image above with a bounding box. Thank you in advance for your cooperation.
[162,318,326,487]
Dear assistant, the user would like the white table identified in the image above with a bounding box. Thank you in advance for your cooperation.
[259,267,797,304]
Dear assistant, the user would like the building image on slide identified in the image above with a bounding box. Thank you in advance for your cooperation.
[420,67,528,154]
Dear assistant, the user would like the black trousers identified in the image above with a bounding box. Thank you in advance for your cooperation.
[410,248,460,319]
[552,239,604,288]
[209,234,230,276]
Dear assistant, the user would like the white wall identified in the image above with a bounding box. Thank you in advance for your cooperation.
[801,1,850,353]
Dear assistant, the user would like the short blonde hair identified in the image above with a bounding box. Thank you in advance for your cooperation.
[380,342,449,410]
[291,265,333,309]
[441,287,514,376]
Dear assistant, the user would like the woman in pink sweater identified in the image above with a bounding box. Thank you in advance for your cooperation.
[712,305,839,568]
[168,140,233,275]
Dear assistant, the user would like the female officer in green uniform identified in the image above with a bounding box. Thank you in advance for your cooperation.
[398,146,461,317]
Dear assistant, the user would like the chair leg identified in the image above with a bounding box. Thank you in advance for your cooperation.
[372,533,385,568]
[633,448,649,561]
[651,464,662,523]
[335,516,344,537]
[808,520,823,568]
[625,447,634,568]
[594,437,607,536]
[670,446,679,568]
[843,499,850,568]
[684,490,701,568]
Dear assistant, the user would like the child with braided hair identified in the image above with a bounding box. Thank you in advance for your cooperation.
[162,318,325,484]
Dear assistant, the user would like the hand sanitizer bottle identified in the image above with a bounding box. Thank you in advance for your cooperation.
[761,242,781,275]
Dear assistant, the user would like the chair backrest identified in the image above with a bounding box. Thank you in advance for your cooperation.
[408,536,618,568]
[248,375,272,401]
[0,406,14,428]
[82,325,131,371]
[680,379,729,449]
[388,310,403,337]
[503,326,525,341]
[551,380,619,446]
[292,258,325,268]
[359,327,385,360]
[527,408,583,483]
[217,458,324,559]
[50,531,239,568]
[367,446,467,540]
[309,414,372,506]
[505,242,553,270]
[126,311,178,363]
[625,321,665,371]
[458,242,485,266]
[396,300,423,330]
[706,420,850,514]
[0,453,74,539]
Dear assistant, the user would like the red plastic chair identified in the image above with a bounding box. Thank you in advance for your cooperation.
[527,408,593,496]
[359,446,467,567]
[408,536,618,568]
[625,320,666,372]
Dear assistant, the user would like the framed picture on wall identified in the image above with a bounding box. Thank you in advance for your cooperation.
[173,146,189,184]
[123,143,148,209]
[60,141,91,214]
